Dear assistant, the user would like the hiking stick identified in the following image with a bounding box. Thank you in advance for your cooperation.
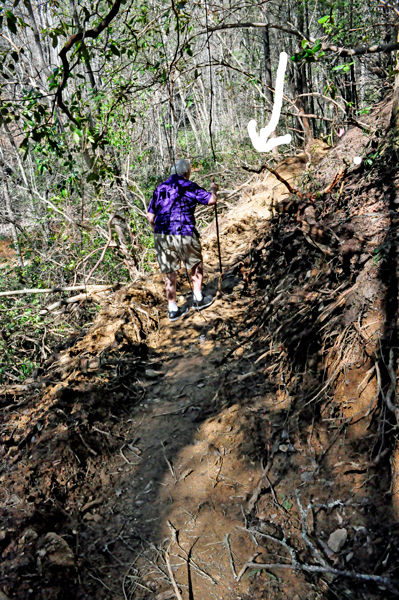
[214,204,223,275]
[212,178,223,276]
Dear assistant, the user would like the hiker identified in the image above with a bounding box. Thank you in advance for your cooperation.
[147,159,219,321]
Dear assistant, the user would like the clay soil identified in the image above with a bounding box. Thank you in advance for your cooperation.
[1,101,399,600]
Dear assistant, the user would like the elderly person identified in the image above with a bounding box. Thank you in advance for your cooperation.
[147,159,218,321]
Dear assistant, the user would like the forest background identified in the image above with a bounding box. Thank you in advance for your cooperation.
[0,0,398,383]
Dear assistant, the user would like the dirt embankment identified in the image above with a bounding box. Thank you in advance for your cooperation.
[1,100,399,600]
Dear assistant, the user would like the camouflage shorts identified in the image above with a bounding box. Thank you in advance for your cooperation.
[154,233,203,273]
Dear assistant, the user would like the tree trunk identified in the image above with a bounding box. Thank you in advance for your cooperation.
[390,27,399,132]
[4,183,24,268]
[262,25,278,154]
[24,0,51,79]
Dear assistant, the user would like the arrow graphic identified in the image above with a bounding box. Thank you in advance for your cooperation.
[248,52,292,153]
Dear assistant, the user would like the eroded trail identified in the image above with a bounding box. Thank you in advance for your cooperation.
[2,118,399,600]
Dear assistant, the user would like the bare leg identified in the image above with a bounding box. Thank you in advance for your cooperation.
[165,272,177,303]
[191,262,203,293]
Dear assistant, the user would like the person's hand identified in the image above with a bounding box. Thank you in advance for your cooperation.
[210,181,219,193]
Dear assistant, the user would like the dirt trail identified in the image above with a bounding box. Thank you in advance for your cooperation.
[2,119,399,600]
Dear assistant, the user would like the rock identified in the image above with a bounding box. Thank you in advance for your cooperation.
[20,528,38,545]
[145,369,164,379]
[327,528,348,553]
[155,591,176,600]
[41,532,75,567]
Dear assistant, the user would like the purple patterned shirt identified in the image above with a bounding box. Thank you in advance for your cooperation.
[148,174,212,236]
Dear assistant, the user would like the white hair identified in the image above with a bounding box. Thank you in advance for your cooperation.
[171,159,191,177]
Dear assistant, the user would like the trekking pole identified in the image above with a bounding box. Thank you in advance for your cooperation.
[212,178,223,277]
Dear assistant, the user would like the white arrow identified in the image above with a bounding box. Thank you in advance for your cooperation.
[248,51,292,153]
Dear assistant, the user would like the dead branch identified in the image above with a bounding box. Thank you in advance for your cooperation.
[85,214,117,282]
[242,164,349,204]
[164,550,183,600]
[246,454,274,514]
[38,291,101,315]
[0,285,113,298]
[224,534,237,579]
[236,560,396,588]
[73,243,118,285]
[320,167,349,195]
[266,167,303,197]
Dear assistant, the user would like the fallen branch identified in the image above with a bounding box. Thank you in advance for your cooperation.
[266,167,303,197]
[164,550,183,600]
[236,560,397,588]
[320,167,349,195]
[241,165,350,202]
[0,284,113,298]
[39,292,101,315]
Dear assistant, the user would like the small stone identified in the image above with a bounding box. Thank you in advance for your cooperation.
[41,532,75,567]
[145,369,164,379]
[20,528,38,546]
[279,444,288,453]
[346,552,354,562]
[327,528,348,553]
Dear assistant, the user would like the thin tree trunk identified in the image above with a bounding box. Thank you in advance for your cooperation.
[390,27,399,132]
[262,25,278,154]
[24,0,51,79]
[177,85,202,152]
[4,183,24,268]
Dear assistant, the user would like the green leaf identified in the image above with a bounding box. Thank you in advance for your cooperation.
[281,499,292,510]
[313,39,322,53]
[86,172,100,183]
[73,131,80,144]
[6,10,17,34]
[243,568,263,579]
[318,15,330,24]
[110,44,121,57]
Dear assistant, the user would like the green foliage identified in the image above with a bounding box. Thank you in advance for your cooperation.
[332,61,354,73]
[291,39,325,63]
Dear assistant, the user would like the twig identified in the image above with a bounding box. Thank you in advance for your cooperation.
[236,561,396,588]
[85,214,117,282]
[162,441,177,483]
[224,534,237,579]
[0,284,113,298]
[87,571,114,592]
[295,492,327,567]
[164,549,184,600]
[246,455,274,514]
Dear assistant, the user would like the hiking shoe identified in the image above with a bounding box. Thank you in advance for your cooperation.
[192,295,214,311]
[168,305,188,322]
